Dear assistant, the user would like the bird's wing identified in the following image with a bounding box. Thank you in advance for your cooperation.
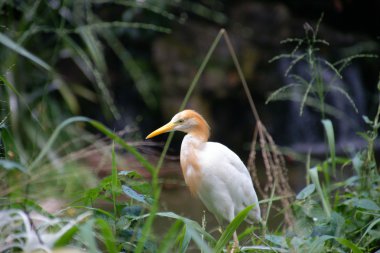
[204,142,251,177]
[199,142,261,222]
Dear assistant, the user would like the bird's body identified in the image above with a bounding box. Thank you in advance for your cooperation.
[181,135,260,224]
[146,109,261,246]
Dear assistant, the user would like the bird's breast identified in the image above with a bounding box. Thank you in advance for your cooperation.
[180,136,204,195]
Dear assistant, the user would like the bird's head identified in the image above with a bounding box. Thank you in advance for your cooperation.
[146,110,210,140]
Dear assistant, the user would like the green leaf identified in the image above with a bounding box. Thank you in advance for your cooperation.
[96,218,118,253]
[133,211,215,251]
[214,205,253,252]
[353,198,380,211]
[122,185,148,204]
[119,170,142,177]
[302,200,328,222]
[185,224,213,253]
[362,115,373,125]
[309,235,333,253]
[294,217,314,237]
[296,184,315,200]
[335,238,363,253]
[0,32,52,71]
[54,226,79,247]
[178,225,192,253]
[0,159,27,173]
[309,167,331,217]
[79,220,101,253]
[321,119,336,175]
[265,234,287,248]
[352,153,364,175]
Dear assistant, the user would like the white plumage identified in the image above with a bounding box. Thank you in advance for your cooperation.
[182,135,261,224]
[146,109,261,249]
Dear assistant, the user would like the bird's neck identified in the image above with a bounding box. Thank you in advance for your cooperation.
[180,134,204,195]
[188,119,210,142]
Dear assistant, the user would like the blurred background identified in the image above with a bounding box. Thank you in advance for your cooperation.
[1,0,380,230]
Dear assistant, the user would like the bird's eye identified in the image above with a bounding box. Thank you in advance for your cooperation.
[177,119,184,124]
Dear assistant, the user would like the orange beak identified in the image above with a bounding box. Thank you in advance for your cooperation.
[146,122,176,139]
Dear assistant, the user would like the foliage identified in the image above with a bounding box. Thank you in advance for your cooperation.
[266,14,377,120]
[263,18,380,253]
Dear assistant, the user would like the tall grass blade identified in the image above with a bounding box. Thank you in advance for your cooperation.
[30,116,155,174]
[334,238,363,253]
[101,29,158,109]
[96,218,118,253]
[0,75,43,130]
[321,119,336,175]
[76,21,171,34]
[133,211,214,252]
[111,142,118,217]
[62,36,120,119]
[111,0,176,21]
[214,205,253,252]
[178,225,192,253]
[157,220,183,253]
[309,167,331,217]
[186,226,213,253]
[223,31,260,120]
[358,217,380,245]
[264,178,277,232]
[0,33,52,71]
[79,220,101,253]
[180,29,224,111]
